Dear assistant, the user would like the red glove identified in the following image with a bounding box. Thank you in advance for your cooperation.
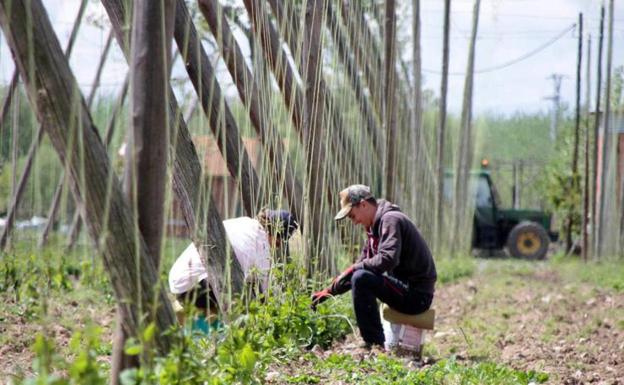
[311,265,360,310]
[311,288,332,310]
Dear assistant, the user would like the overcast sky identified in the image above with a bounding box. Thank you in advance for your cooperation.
[0,0,622,116]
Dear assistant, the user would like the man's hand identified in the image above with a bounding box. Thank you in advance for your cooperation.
[311,289,332,310]
[311,264,361,310]
[330,264,358,295]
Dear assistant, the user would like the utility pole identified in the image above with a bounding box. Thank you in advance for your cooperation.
[544,74,565,142]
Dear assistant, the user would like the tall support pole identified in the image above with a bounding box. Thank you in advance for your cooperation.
[598,0,613,258]
[383,0,397,202]
[0,0,176,358]
[435,0,451,253]
[412,0,423,212]
[302,0,331,274]
[582,34,592,262]
[592,6,605,258]
[0,0,88,250]
[111,0,175,380]
[567,13,583,254]
[452,0,480,255]
[197,0,303,223]
[572,14,583,176]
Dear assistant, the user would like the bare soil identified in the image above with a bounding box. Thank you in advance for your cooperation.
[424,262,624,384]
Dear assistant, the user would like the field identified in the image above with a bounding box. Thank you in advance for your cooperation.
[2,240,623,384]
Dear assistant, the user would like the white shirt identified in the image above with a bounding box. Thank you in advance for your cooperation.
[168,217,271,294]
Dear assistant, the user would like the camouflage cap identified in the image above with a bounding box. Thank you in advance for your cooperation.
[334,184,374,221]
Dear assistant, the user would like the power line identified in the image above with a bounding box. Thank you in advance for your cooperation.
[423,23,576,76]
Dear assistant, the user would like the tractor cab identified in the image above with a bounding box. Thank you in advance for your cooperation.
[445,161,557,259]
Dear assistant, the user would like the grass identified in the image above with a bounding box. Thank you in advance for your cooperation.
[279,352,548,385]
[550,254,624,292]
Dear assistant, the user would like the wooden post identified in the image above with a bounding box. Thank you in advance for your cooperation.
[572,14,583,176]
[197,0,303,222]
[412,0,423,210]
[452,0,480,255]
[598,0,613,258]
[567,13,583,254]
[0,0,88,250]
[302,0,331,274]
[582,34,592,262]
[384,0,398,202]
[0,0,176,356]
[435,0,451,253]
[111,0,175,379]
[592,6,605,258]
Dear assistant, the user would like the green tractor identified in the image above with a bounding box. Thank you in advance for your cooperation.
[447,166,558,259]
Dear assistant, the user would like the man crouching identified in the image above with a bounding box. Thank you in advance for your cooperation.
[312,185,436,349]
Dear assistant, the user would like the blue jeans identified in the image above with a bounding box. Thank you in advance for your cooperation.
[351,269,433,345]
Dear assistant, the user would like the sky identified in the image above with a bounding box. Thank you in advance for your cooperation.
[0,0,622,116]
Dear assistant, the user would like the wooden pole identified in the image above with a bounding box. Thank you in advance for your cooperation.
[598,0,613,258]
[384,0,398,202]
[566,13,583,253]
[572,14,583,176]
[435,0,451,253]
[111,0,174,379]
[412,0,423,212]
[452,0,480,255]
[302,0,331,274]
[591,6,604,258]
[582,34,592,262]
[0,0,176,355]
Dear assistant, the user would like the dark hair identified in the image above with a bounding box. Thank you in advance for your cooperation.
[176,279,218,310]
[365,197,377,205]
[256,209,298,240]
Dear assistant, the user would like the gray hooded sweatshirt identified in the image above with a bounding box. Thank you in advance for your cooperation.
[355,199,437,294]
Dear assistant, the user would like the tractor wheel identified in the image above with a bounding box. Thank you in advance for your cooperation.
[506,221,549,260]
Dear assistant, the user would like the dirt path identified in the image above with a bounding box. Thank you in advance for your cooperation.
[430,260,624,384]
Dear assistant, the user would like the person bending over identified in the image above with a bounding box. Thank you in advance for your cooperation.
[169,209,298,333]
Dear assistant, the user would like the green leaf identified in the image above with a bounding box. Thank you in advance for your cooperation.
[124,338,142,356]
[142,323,156,343]
[239,343,257,371]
